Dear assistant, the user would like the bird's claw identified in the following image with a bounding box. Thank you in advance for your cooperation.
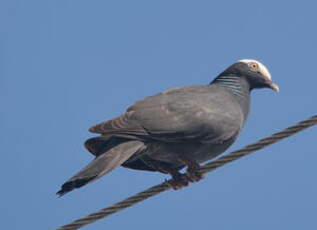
[166,174,189,190]
[186,170,206,183]
[166,171,206,190]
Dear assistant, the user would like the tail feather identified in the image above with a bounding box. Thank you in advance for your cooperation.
[57,140,145,196]
[57,176,97,197]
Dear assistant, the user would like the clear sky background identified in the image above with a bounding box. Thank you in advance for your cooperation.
[1,1,316,229]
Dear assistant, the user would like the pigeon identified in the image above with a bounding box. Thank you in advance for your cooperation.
[57,59,279,196]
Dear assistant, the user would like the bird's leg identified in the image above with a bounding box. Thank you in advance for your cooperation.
[165,168,190,190]
[141,156,189,190]
[176,156,205,183]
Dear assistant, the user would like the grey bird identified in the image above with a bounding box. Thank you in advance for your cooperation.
[57,59,279,196]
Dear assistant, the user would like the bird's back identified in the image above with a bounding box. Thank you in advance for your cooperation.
[128,85,247,142]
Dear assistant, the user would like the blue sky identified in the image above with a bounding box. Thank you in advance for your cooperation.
[1,1,316,229]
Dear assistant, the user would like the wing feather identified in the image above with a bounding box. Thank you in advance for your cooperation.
[89,85,243,143]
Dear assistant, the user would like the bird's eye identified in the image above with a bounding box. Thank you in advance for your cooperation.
[249,62,259,70]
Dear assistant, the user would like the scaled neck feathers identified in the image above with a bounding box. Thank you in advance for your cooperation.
[211,74,250,98]
[211,74,251,120]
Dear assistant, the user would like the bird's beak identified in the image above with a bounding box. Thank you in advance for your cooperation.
[266,79,280,92]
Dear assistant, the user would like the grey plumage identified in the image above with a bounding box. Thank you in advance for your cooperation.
[57,59,279,196]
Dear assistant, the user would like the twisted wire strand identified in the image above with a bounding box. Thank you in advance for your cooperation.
[58,115,317,230]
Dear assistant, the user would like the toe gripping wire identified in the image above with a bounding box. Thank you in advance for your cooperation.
[58,115,317,230]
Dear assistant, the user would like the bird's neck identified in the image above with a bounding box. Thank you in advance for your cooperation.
[212,74,250,96]
[211,74,251,119]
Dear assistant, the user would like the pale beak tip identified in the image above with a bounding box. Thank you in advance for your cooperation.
[271,83,280,92]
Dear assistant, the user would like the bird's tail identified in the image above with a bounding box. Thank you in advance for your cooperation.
[56,140,145,196]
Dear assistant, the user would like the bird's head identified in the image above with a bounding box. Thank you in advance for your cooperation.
[222,59,279,92]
